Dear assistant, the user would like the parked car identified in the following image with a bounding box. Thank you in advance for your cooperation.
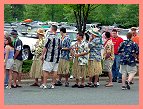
[118,29,130,41]
[9,31,38,60]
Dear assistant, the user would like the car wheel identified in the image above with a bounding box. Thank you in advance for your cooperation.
[22,48,30,60]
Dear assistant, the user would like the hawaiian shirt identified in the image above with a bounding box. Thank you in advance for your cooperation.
[88,37,102,61]
[118,39,139,66]
[103,39,114,60]
[44,33,61,63]
[60,35,71,60]
[73,40,89,65]
[34,37,45,59]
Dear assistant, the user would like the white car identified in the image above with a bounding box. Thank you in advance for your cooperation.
[117,29,130,41]
[16,32,38,60]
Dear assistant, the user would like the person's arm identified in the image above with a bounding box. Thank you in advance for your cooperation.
[4,46,10,66]
[14,41,22,59]
[75,43,89,58]
[40,38,51,62]
[14,50,20,59]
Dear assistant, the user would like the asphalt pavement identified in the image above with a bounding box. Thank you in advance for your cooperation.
[4,77,139,105]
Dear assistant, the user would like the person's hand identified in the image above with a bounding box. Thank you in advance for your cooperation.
[75,54,80,58]
[89,36,93,42]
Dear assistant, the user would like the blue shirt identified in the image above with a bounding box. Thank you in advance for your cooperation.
[118,39,139,66]
[60,35,71,60]
[88,37,102,61]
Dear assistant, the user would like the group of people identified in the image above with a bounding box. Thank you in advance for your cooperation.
[4,25,139,90]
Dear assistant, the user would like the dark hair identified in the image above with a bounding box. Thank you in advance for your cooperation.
[10,29,18,35]
[77,32,84,38]
[127,32,133,39]
[105,32,111,38]
[112,29,117,33]
[52,25,57,31]
[60,27,66,33]
[5,37,14,48]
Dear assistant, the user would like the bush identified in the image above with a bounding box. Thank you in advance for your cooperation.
[22,60,33,73]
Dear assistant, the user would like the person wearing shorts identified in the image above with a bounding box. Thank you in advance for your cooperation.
[118,32,139,90]
[40,25,61,89]
[103,32,114,87]
[11,30,23,88]
[4,37,14,89]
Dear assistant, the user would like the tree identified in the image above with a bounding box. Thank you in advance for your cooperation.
[64,4,101,33]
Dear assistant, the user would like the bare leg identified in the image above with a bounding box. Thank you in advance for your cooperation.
[128,73,136,83]
[122,73,127,86]
[43,71,49,85]
[94,75,99,85]
[13,71,18,86]
[8,69,12,88]
[81,78,85,85]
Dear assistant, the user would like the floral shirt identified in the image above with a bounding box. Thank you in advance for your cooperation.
[118,39,139,66]
[103,39,114,60]
[88,37,102,61]
[72,40,89,65]
[60,35,71,60]
[34,37,45,58]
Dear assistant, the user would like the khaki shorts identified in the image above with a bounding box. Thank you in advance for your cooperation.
[120,65,137,75]
[13,59,23,73]
[43,61,59,72]
[5,59,14,70]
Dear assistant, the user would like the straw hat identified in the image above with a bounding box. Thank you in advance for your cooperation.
[37,28,45,36]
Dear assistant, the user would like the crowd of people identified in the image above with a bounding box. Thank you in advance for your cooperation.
[4,25,139,90]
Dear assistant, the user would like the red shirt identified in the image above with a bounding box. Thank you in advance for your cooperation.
[112,36,124,55]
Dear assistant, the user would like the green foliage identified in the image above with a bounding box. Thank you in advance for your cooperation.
[22,60,32,73]
[4,4,139,28]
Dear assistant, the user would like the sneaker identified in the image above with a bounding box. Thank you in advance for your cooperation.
[70,75,73,79]
[97,82,100,86]
[5,86,11,89]
[48,84,55,89]
[125,81,130,90]
[78,84,84,88]
[122,86,127,90]
[65,82,69,87]
[118,80,122,83]
[72,84,79,88]
[40,84,47,89]
[54,81,63,86]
